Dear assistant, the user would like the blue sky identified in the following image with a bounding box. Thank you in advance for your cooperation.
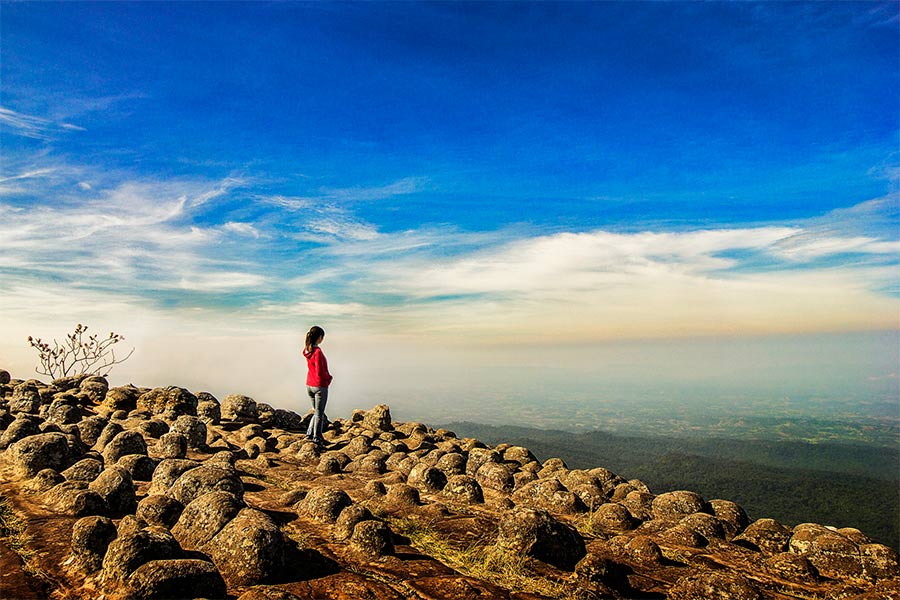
[1,2,898,416]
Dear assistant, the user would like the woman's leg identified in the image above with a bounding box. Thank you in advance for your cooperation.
[313,387,329,441]
[306,386,329,442]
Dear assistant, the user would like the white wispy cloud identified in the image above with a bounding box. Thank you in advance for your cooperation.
[0,106,85,141]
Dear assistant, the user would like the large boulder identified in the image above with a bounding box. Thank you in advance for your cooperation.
[43,481,109,516]
[511,478,586,515]
[77,415,108,447]
[136,495,184,529]
[197,401,221,425]
[200,508,286,587]
[148,459,200,495]
[220,394,258,422]
[170,415,207,450]
[88,466,136,516]
[709,499,749,540]
[350,520,395,557]
[127,559,226,600]
[137,387,198,419]
[103,384,141,411]
[0,415,41,449]
[362,404,392,431]
[407,463,448,493]
[171,491,244,549]
[442,475,484,504]
[271,408,303,431]
[735,518,792,555]
[495,507,586,570]
[78,376,109,404]
[117,454,157,481]
[101,526,184,583]
[789,526,863,578]
[9,432,71,477]
[475,462,515,493]
[65,515,117,574]
[9,382,41,414]
[651,490,708,521]
[861,543,900,580]
[101,430,148,465]
[168,463,244,506]
[297,486,352,523]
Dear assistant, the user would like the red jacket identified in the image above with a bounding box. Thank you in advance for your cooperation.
[304,346,333,387]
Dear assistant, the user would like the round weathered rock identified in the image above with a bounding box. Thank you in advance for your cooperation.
[317,454,344,474]
[735,518,792,555]
[78,376,109,404]
[128,558,226,600]
[171,415,207,450]
[101,526,184,583]
[197,400,221,425]
[475,461,515,493]
[172,490,245,549]
[67,515,117,574]
[9,382,41,414]
[537,457,569,479]
[148,459,200,495]
[0,369,10,384]
[0,416,41,450]
[297,486,352,523]
[25,468,65,493]
[625,535,664,566]
[104,385,141,411]
[591,502,638,532]
[117,454,157,481]
[136,494,184,529]
[679,512,727,543]
[496,507,586,571]
[200,508,286,587]
[88,466,136,516]
[407,463,448,493]
[334,505,374,541]
[156,431,187,458]
[861,543,900,580]
[93,422,125,451]
[442,474,484,504]
[221,394,258,422]
[101,430,148,465]
[651,490,708,521]
[9,432,71,477]
[75,415,108,448]
[668,571,763,600]
[708,499,749,539]
[435,452,467,476]
[502,445,537,465]
[350,520,394,557]
[385,484,420,508]
[361,404,393,431]
[465,448,500,477]
[621,491,654,521]
[271,408,303,430]
[511,477,586,515]
[137,387,198,419]
[795,529,863,578]
[660,523,707,548]
[44,481,109,516]
[168,463,244,505]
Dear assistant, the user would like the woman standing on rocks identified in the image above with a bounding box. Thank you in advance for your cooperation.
[304,325,333,446]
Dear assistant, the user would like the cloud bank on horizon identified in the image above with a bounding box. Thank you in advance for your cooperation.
[0,2,898,405]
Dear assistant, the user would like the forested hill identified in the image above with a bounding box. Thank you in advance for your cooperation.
[443,421,900,550]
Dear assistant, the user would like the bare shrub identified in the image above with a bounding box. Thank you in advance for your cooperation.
[27,324,134,379]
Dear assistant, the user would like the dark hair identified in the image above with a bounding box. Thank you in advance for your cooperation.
[305,326,325,353]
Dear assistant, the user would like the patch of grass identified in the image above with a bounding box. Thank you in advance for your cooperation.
[389,516,582,600]
[0,493,52,584]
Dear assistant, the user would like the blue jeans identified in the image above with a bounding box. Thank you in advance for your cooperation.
[306,386,328,442]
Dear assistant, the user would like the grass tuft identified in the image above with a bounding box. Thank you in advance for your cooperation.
[389,516,582,600]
